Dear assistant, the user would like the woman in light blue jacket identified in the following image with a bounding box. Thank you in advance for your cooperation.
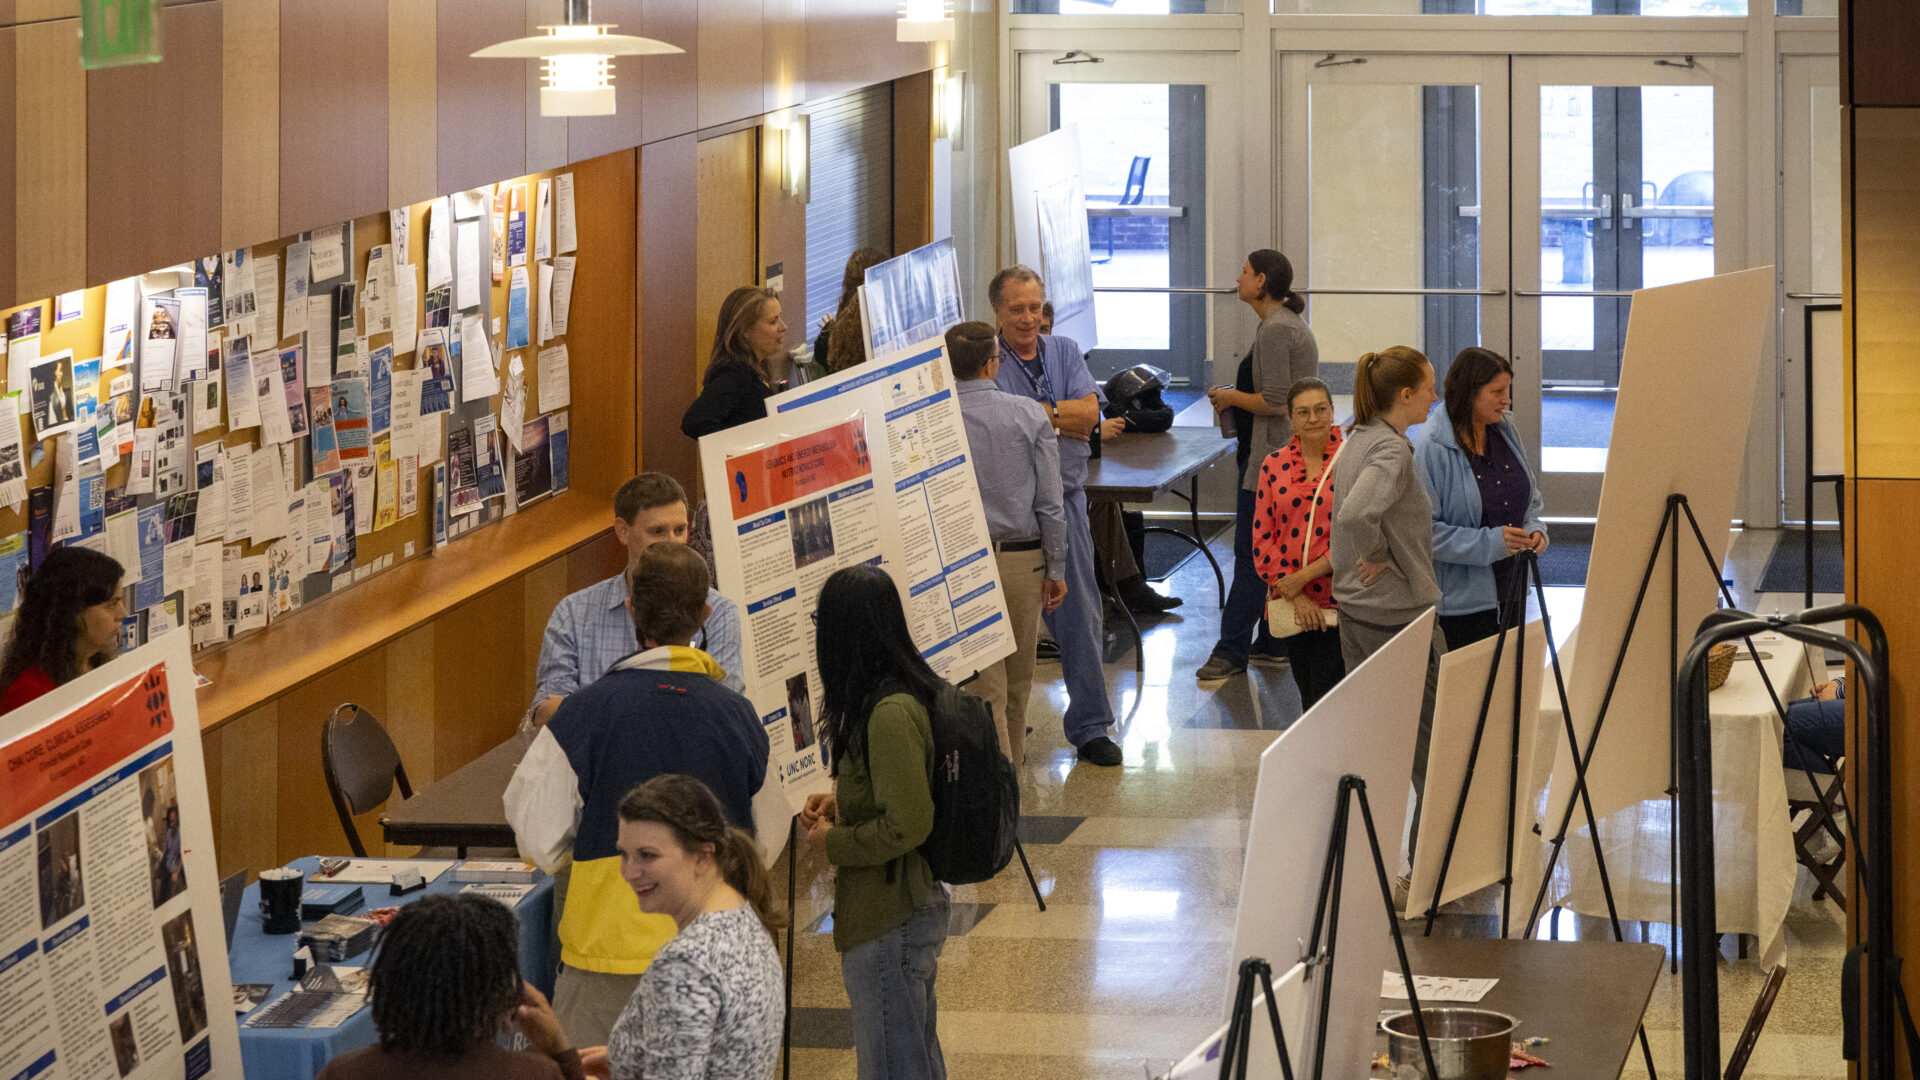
[1413,348,1547,648]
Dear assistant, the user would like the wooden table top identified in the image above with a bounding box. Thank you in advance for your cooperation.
[1083,426,1236,503]
[382,728,533,847]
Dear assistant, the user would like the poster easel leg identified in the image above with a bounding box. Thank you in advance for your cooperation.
[1215,958,1298,1080]
[1013,836,1046,912]
[782,814,799,1080]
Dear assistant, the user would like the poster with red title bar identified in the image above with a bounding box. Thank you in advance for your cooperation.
[0,633,240,1080]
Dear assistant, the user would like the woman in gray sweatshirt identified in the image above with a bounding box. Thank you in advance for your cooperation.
[1329,345,1448,892]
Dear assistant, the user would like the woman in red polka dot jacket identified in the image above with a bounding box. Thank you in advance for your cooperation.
[1249,376,1347,711]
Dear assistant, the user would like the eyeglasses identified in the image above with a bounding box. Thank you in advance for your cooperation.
[809,611,819,625]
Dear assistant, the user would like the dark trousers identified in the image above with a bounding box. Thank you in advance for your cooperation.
[1213,485,1280,666]
[1437,609,1503,650]
[1286,626,1346,712]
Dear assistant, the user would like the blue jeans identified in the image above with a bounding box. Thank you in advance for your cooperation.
[842,890,950,1080]
[1212,485,1280,666]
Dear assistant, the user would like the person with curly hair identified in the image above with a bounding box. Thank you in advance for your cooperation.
[315,892,584,1080]
[0,547,126,713]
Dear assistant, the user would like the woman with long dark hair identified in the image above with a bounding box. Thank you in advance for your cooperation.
[0,548,127,713]
[573,774,785,1080]
[1415,347,1548,647]
[798,565,948,1080]
[1199,249,1319,683]
[681,286,790,440]
[814,247,890,378]
[317,893,583,1080]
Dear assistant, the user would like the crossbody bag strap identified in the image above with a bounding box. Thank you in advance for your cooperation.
[1300,439,1345,564]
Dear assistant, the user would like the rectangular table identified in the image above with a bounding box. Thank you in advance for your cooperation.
[1378,937,1666,1080]
[231,855,555,1080]
[381,729,535,852]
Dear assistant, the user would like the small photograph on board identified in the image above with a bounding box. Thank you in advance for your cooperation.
[787,672,816,753]
[788,496,835,570]
[36,809,85,930]
[29,350,78,437]
[109,1011,139,1077]
[138,756,187,908]
[513,416,552,505]
[160,909,211,1043]
[0,438,24,491]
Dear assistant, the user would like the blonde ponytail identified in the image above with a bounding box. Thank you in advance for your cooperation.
[1349,346,1430,429]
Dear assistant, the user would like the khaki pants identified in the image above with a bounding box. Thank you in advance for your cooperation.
[967,546,1047,764]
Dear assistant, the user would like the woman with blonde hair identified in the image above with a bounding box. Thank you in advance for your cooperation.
[682,286,789,440]
[1329,346,1446,895]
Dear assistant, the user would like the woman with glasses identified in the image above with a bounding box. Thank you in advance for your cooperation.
[1250,378,1346,711]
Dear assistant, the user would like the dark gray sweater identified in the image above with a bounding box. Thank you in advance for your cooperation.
[1330,419,1441,626]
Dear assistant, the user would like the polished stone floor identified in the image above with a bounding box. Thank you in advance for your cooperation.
[782,527,1848,1079]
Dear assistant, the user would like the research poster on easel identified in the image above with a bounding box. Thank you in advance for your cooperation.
[0,633,241,1080]
[703,341,1015,835]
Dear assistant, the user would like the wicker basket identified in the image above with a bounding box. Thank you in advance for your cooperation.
[1706,641,1738,690]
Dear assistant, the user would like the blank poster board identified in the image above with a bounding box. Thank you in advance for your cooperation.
[1545,267,1773,826]
[1809,305,1844,476]
[1227,611,1434,1079]
[1406,619,1549,923]
[1007,126,1099,351]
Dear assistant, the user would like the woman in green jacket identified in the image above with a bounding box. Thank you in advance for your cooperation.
[801,564,948,1080]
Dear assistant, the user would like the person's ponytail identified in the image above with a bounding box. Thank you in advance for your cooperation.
[1351,351,1383,428]
[1349,346,1431,431]
[1281,290,1305,315]
[715,826,788,933]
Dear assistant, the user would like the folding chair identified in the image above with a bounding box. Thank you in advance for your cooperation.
[1788,757,1848,909]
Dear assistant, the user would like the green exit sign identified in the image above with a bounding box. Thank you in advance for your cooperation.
[81,0,163,70]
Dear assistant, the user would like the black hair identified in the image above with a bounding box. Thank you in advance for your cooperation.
[619,774,788,932]
[1443,347,1515,454]
[813,565,945,773]
[367,893,522,1057]
[944,321,997,379]
[1247,249,1306,314]
[1,547,123,689]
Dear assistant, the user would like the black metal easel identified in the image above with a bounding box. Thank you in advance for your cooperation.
[1523,493,1791,975]
[1676,605,1894,1080]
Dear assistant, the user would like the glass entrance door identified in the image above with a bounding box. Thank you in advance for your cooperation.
[1513,56,1739,515]
[1279,53,1510,411]
[1017,52,1240,386]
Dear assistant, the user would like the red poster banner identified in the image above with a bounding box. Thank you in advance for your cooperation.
[724,419,873,521]
[0,663,175,824]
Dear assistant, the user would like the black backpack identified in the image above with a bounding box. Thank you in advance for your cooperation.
[917,683,1019,885]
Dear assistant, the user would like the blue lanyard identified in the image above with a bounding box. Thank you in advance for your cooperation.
[1000,335,1056,403]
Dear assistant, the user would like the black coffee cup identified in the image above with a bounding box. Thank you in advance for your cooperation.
[258,867,304,934]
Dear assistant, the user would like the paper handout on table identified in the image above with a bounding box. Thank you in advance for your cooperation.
[315,859,455,885]
[460,316,500,401]
[1380,973,1498,1003]
[537,345,570,412]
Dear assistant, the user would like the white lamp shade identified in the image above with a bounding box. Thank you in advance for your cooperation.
[542,86,616,116]
[471,28,683,58]
[896,17,955,41]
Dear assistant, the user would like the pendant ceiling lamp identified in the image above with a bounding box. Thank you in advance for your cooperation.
[473,0,683,117]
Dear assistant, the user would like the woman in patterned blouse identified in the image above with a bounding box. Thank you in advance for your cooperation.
[1250,377,1347,710]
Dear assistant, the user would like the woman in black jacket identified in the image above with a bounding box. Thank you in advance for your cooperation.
[682,286,789,439]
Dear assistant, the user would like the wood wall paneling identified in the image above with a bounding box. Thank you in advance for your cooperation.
[277,650,390,859]
[388,0,438,209]
[638,134,699,484]
[893,70,934,256]
[87,2,222,286]
[523,0,570,175]
[694,129,760,392]
[758,122,808,352]
[763,0,807,115]
[435,0,527,197]
[638,0,699,148]
[524,558,570,697]
[385,626,437,786]
[0,27,15,308]
[221,0,279,250]
[1843,0,1920,108]
[432,582,529,778]
[14,18,87,301]
[215,703,280,878]
[562,0,647,163]
[567,150,639,496]
[1849,107,1920,479]
[279,0,387,237]
[567,530,625,593]
[804,0,931,104]
[698,0,766,132]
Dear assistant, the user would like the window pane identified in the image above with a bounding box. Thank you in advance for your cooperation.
[1011,0,1239,12]
[1059,84,1173,351]
[1809,84,1841,295]
[1275,0,1743,15]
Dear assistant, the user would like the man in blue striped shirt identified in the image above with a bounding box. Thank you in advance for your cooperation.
[948,320,1068,766]
[527,474,744,726]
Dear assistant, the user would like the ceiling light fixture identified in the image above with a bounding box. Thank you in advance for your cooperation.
[473,0,683,117]
[897,0,955,42]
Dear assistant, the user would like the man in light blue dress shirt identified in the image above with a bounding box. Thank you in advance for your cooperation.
[527,474,744,726]
[949,320,1068,766]
[989,266,1123,766]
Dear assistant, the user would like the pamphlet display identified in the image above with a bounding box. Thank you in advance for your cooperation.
[0,633,241,1080]
[703,342,1014,843]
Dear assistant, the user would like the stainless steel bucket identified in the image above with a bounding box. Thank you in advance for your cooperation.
[1380,1008,1518,1080]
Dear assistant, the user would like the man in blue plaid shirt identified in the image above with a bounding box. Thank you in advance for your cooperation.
[527,473,744,726]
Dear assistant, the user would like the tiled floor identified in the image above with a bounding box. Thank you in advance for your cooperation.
[781,527,1848,1079]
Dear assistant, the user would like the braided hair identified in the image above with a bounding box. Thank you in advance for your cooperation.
[367,893,523,1057]
[0,547,122,689]
[619,774,788,933]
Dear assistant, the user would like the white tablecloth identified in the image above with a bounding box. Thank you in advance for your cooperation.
[1537,631,1811,964]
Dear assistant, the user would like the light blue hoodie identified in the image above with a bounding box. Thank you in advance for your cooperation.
[1412,406,1547,616]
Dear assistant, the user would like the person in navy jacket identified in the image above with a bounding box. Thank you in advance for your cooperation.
[1413,348,1547,648]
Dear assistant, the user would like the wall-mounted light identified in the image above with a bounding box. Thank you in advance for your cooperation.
[473,0,682,117]
[897,0,955,42]
[934,70,966,149]
[782,114,811,203]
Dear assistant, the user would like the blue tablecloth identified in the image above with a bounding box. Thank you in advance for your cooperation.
[232,857,556,1080]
